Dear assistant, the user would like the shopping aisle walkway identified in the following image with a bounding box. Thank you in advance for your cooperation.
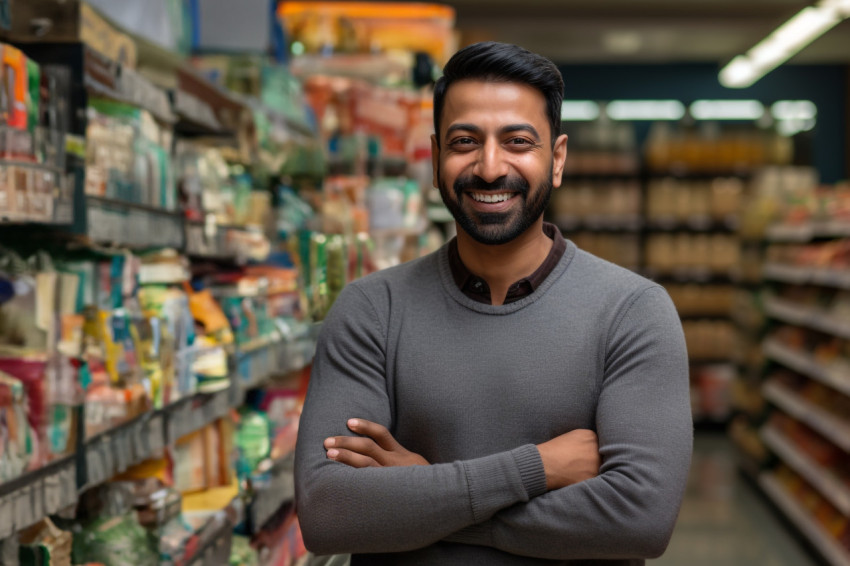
[652,432,820,566]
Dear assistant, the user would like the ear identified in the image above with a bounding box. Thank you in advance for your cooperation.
[430,134,440,189]
[551,133,568,188]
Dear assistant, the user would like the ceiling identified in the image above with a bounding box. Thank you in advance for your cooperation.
[445,0,850,65]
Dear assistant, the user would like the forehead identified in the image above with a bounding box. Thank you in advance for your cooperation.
[440,79,549,134]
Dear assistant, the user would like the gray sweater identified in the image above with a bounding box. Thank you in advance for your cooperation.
[295,240,692,565]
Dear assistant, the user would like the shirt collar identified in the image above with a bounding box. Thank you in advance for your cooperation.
[447,222,567,304]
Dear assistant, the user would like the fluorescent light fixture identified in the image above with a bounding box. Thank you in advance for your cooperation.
[822,0,850,15]
[690,100,764,120]
[561,101,600,121]
[777,118,817,136]
[606,100,685,121]
[720,3,846,88]
[772,100,817,121]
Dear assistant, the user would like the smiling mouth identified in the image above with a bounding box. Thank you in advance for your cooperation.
[469,192,516,204]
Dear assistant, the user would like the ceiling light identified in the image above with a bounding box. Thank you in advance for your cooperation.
[719,3,846,88]
[771,100,817,121]
[777,118,817,137]
[690,100,765,120]
[561,101,600,121]
[602,31,643,55]
[606,100,685,121]
[821,0,850,16]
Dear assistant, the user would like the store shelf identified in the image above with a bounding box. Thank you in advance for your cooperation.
[82,409,166,490]
[763,263,850,290]
[644,269,740,284]
[85,195,184,249]
[762,338,850,397]
[647,169,753,179]
[646,216,739,232]
[762,379,850,453]
[763,296,850,340]
[562,171,640,180]
[555,216,642,232]
[766,222,850,243]
[0,161,72,225]
[759,473,850,566]
[166,388,233,444]
[0,454,78,539]
[249,453,295,533]
[370,218,429,239]
[185,511,235,566]
[83,46,175,124]
[761,425,850,516]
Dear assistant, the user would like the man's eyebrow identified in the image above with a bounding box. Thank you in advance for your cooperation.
[445,123,482,138]
[500,124,541,141]
[444,123,542,142]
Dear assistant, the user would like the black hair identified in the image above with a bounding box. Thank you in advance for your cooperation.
[433,41,564,148]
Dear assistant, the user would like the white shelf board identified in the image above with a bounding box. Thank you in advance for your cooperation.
[764,296,850,340]
[767,222,850,243]
[762,380,850,453]
[761,425,850,516]
[759,473,850,566]
[762,338,850,398]
[763,263,850,290]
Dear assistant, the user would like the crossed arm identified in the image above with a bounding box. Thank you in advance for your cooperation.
[294,284,692,560]
[324,418,600,491]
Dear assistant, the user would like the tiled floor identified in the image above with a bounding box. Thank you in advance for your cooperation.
[652,432,820,566]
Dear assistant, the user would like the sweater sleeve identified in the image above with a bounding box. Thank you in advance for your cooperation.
[294,283,548,555]
[444,286,693,560]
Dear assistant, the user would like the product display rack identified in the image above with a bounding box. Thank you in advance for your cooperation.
[737,194,850,565]
[0,333,317,542]
[0,5,327,562]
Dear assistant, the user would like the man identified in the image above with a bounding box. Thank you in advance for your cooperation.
[294,41,692,565]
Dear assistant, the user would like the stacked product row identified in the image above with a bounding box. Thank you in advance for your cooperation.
[0,1,459,563]
[730,178,850,565]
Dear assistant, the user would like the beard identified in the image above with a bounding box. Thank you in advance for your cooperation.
[438,166,554,246]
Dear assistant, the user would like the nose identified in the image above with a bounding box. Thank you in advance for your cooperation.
[472,140,509,183]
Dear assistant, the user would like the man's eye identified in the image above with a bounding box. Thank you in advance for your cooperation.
[449,137,476,146]
[507,138,532,146]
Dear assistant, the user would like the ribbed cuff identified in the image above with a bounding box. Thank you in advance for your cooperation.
[511,444,548,499]
[462,450,531,522]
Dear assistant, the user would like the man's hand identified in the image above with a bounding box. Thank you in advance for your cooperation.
[324,419,429,468]
[536,429,600,490]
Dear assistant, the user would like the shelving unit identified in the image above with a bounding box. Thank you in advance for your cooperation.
[741,187,850,565]
[761,424,850,516]
[762,379,850,453]
[763,263,850,290]
[0,334,316,541]
[763,295,850,340]
[759,473,850,566]
[0,7,328,562]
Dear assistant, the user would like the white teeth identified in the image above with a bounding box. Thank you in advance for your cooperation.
[471,193,512,203]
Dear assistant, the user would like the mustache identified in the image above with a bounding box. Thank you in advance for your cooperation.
[453,174,530,196]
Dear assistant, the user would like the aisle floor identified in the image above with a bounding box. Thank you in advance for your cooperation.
[651,432,821,566]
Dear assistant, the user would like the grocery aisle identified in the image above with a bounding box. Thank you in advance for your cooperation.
[653,432,819,566]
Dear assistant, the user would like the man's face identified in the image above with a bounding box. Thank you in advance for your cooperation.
[432,79,567,245]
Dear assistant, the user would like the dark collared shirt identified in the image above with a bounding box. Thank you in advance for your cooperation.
[448,222,567,305]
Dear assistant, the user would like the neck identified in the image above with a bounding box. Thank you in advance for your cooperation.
[456,218,552,306]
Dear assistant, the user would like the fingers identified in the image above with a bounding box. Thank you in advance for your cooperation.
[347,419,401,451]
[326,447,379,468]
[325,435,387,465]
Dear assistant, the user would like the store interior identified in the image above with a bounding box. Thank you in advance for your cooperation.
[0,0,848,564]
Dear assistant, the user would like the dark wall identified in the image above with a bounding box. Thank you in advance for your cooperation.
[557,63,848,183]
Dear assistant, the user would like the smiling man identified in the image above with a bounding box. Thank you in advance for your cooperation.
[295,42,692,565]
